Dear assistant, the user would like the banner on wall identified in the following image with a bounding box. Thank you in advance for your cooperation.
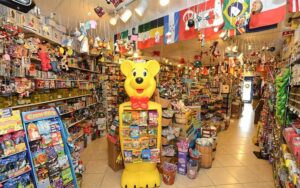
[138,17,164,49]
[249,0,286,29]
[164,11,180,44]
[178,0,224,41]
[222,0,250,30]
[289,0,300,12]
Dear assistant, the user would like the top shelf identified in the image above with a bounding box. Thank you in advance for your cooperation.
[21,26,61,46]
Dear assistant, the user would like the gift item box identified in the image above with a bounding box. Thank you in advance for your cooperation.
[107,136,124,171]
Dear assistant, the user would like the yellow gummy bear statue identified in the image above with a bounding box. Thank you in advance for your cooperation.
[119,60,162,188]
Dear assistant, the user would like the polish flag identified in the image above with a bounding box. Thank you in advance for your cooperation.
[249,0,286,29]
[289,0,300,12]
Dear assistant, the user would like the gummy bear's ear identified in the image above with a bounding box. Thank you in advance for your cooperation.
[121,60,134,77]
[146,60,160,77]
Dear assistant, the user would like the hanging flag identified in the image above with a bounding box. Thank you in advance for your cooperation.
[249,0,286,29]
[120,30,128,39]
[129,26,139,41]
[222,0,250,30]
[138,22,151,49]
[178,0,224,41]
[164,11,180,44]
[149,17,164,46]
[289,0,300,13]
[138,17,164,49]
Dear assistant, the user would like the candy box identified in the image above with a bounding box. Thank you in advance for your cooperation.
[284,127,298,142]
[177,151,187,175]
[292,137,300,156]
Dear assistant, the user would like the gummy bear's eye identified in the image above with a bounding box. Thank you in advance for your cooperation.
[143,70,147,77]
[133,70,137,77]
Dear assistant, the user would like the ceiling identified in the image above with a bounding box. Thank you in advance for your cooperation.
[142,23,285,65]
[34,0,200,38]
[33,0,295,65]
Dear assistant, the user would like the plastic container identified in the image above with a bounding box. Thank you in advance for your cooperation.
[187,159,199,179]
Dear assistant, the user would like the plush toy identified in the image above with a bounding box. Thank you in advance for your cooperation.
[59,54,69,71]
[38,41,51,71]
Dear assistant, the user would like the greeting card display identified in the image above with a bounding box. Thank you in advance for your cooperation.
[22,108,78,188]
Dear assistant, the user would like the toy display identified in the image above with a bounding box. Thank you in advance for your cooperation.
[22,108,78,188]
[119,60,162,188]
[0,109,34,188]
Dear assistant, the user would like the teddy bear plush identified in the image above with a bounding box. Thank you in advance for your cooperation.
[38,41,51,71]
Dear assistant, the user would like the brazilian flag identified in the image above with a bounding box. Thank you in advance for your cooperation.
[222,0,250,30]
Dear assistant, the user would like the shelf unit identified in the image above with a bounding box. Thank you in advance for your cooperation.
[0,167,32,185]
[0,149,27,160]
[10,94,91,109]
[59,102,98,116]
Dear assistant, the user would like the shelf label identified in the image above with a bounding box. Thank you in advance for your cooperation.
[22,108,58,122]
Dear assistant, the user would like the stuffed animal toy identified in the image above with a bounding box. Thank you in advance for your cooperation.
[38,42,51,71]
[59,54,69,71]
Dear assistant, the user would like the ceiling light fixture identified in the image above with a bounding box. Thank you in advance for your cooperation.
[120,8,132,23]
[109,14,119,26]
[160,0,170,6]
[135,0,148,16]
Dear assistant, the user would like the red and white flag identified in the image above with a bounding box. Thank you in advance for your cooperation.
[249,0,286,29]
[178,0,223,41]
[289,0,300,12]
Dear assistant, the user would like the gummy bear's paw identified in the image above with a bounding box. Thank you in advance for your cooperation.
[121,169,139,188]
[139,168,161,188]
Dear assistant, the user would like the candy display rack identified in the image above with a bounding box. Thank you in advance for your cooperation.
[21,108,78,188]
[0,109,35,188]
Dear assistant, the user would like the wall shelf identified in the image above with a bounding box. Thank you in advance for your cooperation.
[10,94,92,109]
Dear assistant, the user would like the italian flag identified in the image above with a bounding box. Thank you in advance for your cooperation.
[138,17,164,49]
[249,0,286,29]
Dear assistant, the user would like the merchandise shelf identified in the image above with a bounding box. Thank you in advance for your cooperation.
[60,102,98,116]
[10,94,92,109]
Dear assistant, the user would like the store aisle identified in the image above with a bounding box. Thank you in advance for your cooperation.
[80,103,274,188]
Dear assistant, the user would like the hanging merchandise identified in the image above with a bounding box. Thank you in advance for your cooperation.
[94,6,105,17]
[275,68,291,125]
[249,0,286,29]
[110,0,124,7]
[21,108,78,188]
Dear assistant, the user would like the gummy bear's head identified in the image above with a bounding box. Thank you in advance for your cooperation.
[121,60,160,98]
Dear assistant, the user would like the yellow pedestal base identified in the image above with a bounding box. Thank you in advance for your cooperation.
[121,163,161,188]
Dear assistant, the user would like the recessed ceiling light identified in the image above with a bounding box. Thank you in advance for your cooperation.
[120,8,132,23]
[160,0,170,6]
[135,0,148,16]
[109,14,119,26]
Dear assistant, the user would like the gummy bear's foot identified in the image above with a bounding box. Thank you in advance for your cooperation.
[121,163,161,188]
[121,168,138,188]
[139,167,161,188]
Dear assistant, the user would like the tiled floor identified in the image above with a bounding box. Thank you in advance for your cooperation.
[80,103,275,188]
